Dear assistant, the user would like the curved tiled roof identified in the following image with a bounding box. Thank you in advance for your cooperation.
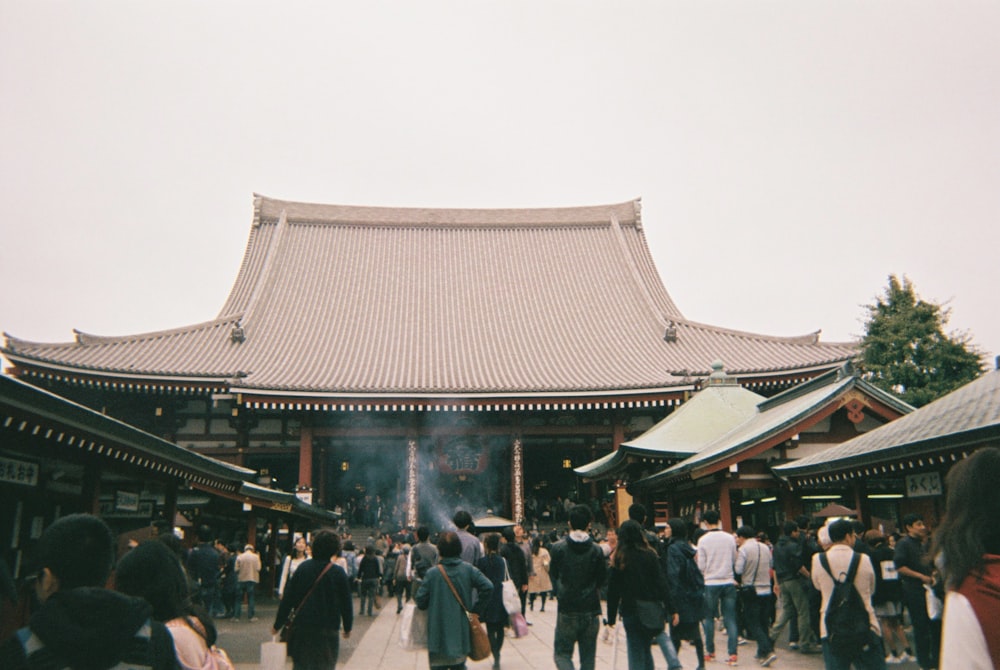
[2,195,858,398]
[775,369,1000,477]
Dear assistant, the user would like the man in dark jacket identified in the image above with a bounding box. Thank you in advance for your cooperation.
[500,527,529,620]
[549,504,606,670]
[185,524,222,617]
[0,513,178,670]
[768,521,820,654]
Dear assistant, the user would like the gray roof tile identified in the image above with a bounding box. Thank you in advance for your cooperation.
[3,196,858,397]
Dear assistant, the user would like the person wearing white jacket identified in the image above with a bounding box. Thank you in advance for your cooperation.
[696,510,739,667]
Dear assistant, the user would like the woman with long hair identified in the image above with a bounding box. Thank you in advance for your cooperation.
[278,536,310,598]
[527,536,552,612]
[933,447,1000,669]
[115,540,228,670]
[606,520,673,670]
[475,533,508,669]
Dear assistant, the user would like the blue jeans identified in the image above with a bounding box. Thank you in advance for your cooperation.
[199,584,223,618]
[703,583,738,657]
[654,629,682,670]
[622,614,656,670]
[360,578,380,615]
[821,630,887,670]
[234,581,256,619]
[553,611,599,670]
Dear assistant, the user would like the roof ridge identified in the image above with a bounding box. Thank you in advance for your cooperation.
[0,316,244,349]
[252,194,643,228]
[672,318,842,345]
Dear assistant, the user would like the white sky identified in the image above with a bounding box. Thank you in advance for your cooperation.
[2,1,998,367]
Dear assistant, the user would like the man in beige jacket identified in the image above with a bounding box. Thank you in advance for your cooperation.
[235,544,262,621]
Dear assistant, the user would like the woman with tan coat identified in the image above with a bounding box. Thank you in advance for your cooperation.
[527,536,553,612]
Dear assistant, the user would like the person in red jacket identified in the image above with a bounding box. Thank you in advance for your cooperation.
[935,447,1000,670]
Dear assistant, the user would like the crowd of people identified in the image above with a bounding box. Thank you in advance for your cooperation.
[1,447,998,670]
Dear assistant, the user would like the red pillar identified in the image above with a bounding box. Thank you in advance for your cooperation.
[299,426,313,489]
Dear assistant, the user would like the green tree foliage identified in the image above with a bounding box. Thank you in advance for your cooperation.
[860,275,983,407]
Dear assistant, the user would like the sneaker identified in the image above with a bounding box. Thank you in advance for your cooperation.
[249,617,258,622]
[760,654,777,667]
[738,637,749,646]
[704,653,716,663]
[885,655,900,664]
[726,655,738,666]
[799,644,821,654]
[788,642,799,650]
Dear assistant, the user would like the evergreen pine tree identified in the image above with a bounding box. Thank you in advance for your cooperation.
[860,275,983,407]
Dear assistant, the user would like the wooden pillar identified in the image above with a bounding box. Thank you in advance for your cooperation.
[614,485,633,530]
[851,481,867,528]
[163,483,179,531]
[511,438,525,523]
[719,481,733,531]
[81,463,101,515]
[299,426,313,490]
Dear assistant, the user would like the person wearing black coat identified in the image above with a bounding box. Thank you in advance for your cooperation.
[476,533,509,670]
[499,528,528,617]
[272,531,353,670]
[664,518,706,669]
[607,520,674,670]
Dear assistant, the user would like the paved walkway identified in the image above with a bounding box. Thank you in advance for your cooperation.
[230,600,920,670]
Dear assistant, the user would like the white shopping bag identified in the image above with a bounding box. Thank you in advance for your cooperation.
[399,601,428,650]
[261,635,287,670]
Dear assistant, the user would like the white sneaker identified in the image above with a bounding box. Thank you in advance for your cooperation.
[885,655,900,664]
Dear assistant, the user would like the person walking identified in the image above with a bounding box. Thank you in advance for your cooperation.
[393,545,412,612]
[549,503,607,670]
[865,530,911,664]
[934,447,1000,670]
[476,533,510,669]
[696,510,739,667]
[811,519,885,670]
[769,521,821,655]
[499,528,528,623]
[357,545,382,616]
[664,518,707,670]
[234,544,261,622]
[453,510,484,565]
[735,526,777,667]
[272,530,353,670]
[606,520,674,670]
[528,536,553,612]
[186,524,223,618]
[415,531,494,670]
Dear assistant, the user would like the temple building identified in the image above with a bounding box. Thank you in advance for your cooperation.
[2,195,859,528]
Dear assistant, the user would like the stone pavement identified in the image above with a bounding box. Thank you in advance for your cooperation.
[228,599,921,670]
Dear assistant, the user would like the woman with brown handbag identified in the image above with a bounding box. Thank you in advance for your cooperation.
[415,531,494,670]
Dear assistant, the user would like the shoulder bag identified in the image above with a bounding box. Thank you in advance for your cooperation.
[439,566,492,661]
[501,557,521,615]
[280,562,334,643]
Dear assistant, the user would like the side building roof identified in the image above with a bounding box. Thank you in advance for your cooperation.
[2,195,858,401]
[774,369,1000,479]
[632,365,914,490]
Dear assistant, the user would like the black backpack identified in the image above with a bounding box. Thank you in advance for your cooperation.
[818,552,872,654]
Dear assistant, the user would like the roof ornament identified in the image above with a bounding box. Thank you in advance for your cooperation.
[231,322,246,344]
[663,321,678,343]
[705,360,738,387]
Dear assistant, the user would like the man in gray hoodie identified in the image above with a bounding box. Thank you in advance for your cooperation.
[549,504,606,670]
[696,510,739,666]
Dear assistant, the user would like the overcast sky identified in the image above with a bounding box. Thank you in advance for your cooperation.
[2,1,998,368]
